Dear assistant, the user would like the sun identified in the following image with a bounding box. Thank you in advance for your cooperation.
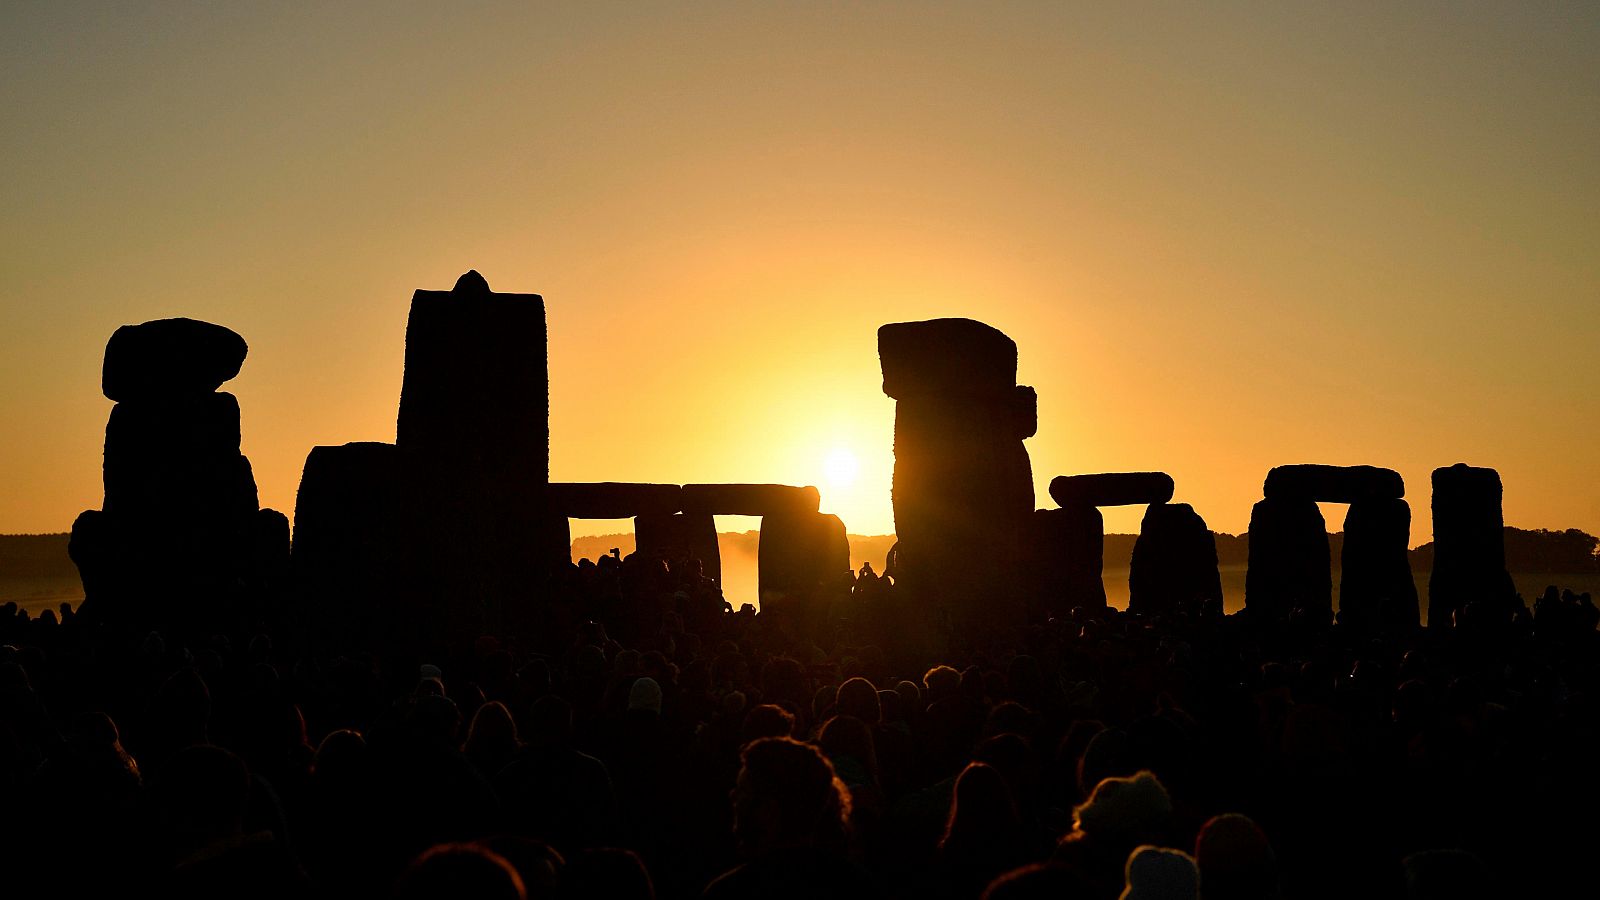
[823,446,859,491]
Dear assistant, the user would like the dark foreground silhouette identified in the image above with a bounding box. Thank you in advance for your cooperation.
[2,567,1597,899]
[10,272,1595,898]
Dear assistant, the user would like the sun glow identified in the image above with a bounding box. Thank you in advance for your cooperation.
[823,446,860,492]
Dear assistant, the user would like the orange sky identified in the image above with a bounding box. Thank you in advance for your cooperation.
[2,3,1597,545]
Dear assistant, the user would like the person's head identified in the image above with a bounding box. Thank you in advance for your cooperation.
[394,842,525,900]
[312,728,367,780]
[942,762,1018,849]
[1121,845,1199,900]
[466,701,519,751]
[732,738,851,856]
[878,690,904,723]
[896,679,923,716]
[627,677,663,716]
[835,677,881,724]
[475,836,563,899]
[1073,770,1173,850]
[1194,813,1277,900]
[818,715,878,786]
[924,666,962,704]
[741,704,795,744]
[760,657,805,704]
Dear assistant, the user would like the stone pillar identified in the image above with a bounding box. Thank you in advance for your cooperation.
[396,271,559,634]
[1247,464,1408,628]
[1429,463,1515,628]
[879,318,1035,632]
[1129,502,1222,617]
[1340,498,1418,632]
[70,318,281,631]
[757,510,850,617]
[290,442,403,645]
[1029,505,1107,618]
[1245,497,1331,623]
[635,512,721,584]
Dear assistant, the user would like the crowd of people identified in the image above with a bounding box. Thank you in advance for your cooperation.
[0,548,1596,899]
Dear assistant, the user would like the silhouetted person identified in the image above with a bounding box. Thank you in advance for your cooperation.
[477,835,565,899]
[156,745,308,899]
[938,762,1032,898]
[394,842,526,900]
[703,737,868,899]
[494,695,618,851]
[1194,814,1279,900]
[1055,771,1175,899]
[740,703,796,743]
[464,700,522,779]
[1120,845,1199,900]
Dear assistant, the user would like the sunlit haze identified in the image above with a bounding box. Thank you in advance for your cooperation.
[2,3,1597,545]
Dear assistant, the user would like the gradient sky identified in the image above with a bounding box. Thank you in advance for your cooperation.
[2,2,1596,545]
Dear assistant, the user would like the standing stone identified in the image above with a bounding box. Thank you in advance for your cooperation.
[291,442,404,641]
[757,511,850,616]
[1028,505,1107,618]
[1340,498,1417,632]
[635,512,722,585]
[103,392,254,520]
[1245,497,1331,622]
[396,271,559,635]
[1129,503,1222,617]
[880,318,1035,633]
[1428,464,1516,628]
[71,318,284,633]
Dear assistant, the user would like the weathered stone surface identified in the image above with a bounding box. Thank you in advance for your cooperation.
[252,508,291,581]
[680,484,820,517]
[397,271,548,471]
[67,509,110,612]
[101,318,247,402]
[1008,386,1038,441]
[892,397,1035,527]
[1049,472,1175,509]
[635,512,721,584]
[396,272,559,626]
[549,483,683,519]
[291,443,402,568]
[1428,463,1516,627]
[1244,497,1332,621]
[1027,505,1106,617]
[879,318,1018,401]
[1339,498,1417,631]
[758,511,849,602]
[104,393,242,459]
[1129,503,1222,617]
[103,393,252,518]
[881,318,1036,633]
[75,370,266,633]
[1264,464,1404,503]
